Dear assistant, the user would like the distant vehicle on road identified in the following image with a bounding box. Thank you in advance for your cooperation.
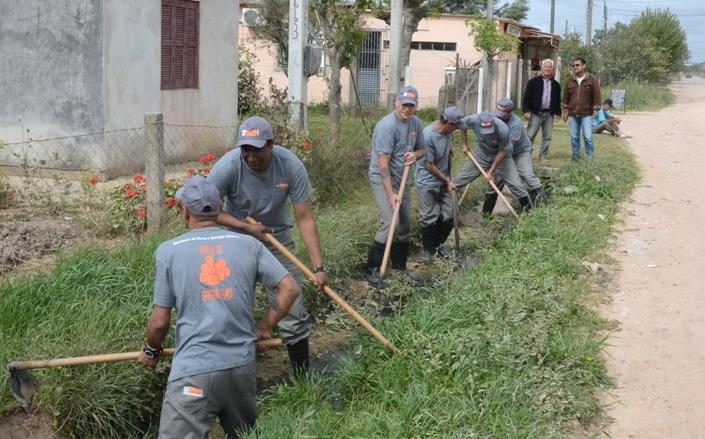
[685,73,693,78]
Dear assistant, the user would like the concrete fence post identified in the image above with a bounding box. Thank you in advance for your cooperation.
[517,58,523,106]
[476,67,484,113]
[506,62,512,100]
[144,112,165,233]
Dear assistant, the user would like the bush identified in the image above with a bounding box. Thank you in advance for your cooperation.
[603,80,675,111]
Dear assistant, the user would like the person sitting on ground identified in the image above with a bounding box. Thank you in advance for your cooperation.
[593,98,632,138]
[138,176,300,438]
[415,106,464,261]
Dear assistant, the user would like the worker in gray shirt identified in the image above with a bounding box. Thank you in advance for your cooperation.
[139,176,300,438]
[364,85,426,287]
[415,106,464,261]
[207,116,329,376]
[482,98,549,214]
[454,112,532,212]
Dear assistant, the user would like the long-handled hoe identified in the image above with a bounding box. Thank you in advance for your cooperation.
[8,339,283,412]
[246,217,400,355]
[458,151,520,220]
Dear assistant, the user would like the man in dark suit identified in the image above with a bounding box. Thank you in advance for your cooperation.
[522,59,561,160]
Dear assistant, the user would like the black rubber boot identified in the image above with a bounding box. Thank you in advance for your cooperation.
[518,196,533,212]
[420,226,437,261]
[286,337,309,377]
[390,242,422,283]
[530,187,549,206]
[435,220,454,251]
[482,191,499,216]
[364,241,386,288]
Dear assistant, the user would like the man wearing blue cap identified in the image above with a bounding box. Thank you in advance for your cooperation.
[415,106,464,261]
[364,85,426,286]
[482,98,548,214]
[139,176,300,438]
[454,111,533,211]
[206,116,329,376]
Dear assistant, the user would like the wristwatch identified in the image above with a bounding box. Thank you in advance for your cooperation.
[142,344,163,359]
[313,265,326,273]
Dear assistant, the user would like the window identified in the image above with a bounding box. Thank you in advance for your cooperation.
[409,41,457,51]
[162,0,199,90]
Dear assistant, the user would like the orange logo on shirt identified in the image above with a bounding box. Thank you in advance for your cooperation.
[276,182,288,189]
[199,255,231,286]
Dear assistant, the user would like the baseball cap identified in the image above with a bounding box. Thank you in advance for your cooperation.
[441,106,465,126]
[604,98,614,109]
[236,116,274,149]
[494,97,514,117]
[478,112,496,135]
[175,176,221,217]
[397,85,419,106]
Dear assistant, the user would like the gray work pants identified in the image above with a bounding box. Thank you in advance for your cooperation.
[497,150,542,191]
[159,363,257,439]
[453,155,529,199]
[527,111,554,157]
[265,230,311,345]
[372,182,412,243]
[417,186,454,227]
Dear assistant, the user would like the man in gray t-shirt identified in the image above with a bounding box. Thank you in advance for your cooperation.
[207,116,329,376]
[138,176,300,438]
[454,111,532,212]
[482,98,549,214]
[364,85,426,287]
[415,106,464,261]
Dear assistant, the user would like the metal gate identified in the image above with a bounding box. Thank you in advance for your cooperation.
[455,57,480,114]
[355,30,388,107]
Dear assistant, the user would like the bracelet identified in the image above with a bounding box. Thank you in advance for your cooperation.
[313,265,326,273]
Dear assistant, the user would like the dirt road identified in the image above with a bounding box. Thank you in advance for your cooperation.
[605,77,705,438]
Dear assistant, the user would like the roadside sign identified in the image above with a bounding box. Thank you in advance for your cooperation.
[611,89,626,113]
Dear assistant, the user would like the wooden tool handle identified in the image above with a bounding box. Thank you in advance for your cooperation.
[246,217,400,354]
[380,163,411,277]
[463,151,520,219]
[10,339,283,371]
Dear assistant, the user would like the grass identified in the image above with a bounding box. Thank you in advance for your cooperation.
[602,80,675,111]
[0,116,639,437]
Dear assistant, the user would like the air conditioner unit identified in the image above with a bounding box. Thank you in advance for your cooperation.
[241,8,264,27]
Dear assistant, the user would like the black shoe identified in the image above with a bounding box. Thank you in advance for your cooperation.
[530,187,549,206]
[518,196,533,212]
[482,191,499,215]
[571,153,580,162]
[286,338,310,377]
[420,226,437,262]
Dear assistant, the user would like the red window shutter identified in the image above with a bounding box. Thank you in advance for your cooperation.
[161,0,199,90]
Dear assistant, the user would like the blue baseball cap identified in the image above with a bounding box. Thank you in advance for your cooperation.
[494,97,514,117]
[175,176,221,217]
[236,116,274,149]
[397,85,419,106]
[441,106,465,126]
[478,112,496,135]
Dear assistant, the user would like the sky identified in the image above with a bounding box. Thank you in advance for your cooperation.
[524,0,705,63]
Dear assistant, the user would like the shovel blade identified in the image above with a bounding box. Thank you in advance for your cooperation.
[8,364,39,412]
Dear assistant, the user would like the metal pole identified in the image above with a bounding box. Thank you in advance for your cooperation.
[288,0,309,130]
[387,0,403,109]
[550,0,555,34]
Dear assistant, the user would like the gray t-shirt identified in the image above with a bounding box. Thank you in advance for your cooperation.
[207,146,312,236]
[415,123,452,189]
[368,111,425,187]
[153,227,288,382]
[461,115,512,165]
[505,114,532,155]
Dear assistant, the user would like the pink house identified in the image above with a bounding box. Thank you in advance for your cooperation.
[238,6,560,111]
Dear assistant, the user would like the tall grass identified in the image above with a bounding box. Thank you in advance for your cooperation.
[603,80,675,111]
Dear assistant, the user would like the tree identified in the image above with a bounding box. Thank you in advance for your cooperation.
[467,14,520,108]
[558,31,597,84]
[250,0,290,71]
[631,8,688,74]
[495,0,529,21]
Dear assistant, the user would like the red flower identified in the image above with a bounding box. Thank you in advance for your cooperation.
[302,139,313,151]
[88,175,99,185]
[186,168,195,177]
[126,190,138,198]
[166,198,176,209]
[133,175,146,184]
[122,183,134,191]
[136,208,146,218]
[198,153,216,164]
[201,166,211,174]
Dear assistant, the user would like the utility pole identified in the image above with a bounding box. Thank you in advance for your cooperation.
[482,0,494,111]
[586,0,593,46]
[564,19,568,37]
[603,0,608,34]
[386,0,403,109]
[550,0,555,34]
[288,0,309,130]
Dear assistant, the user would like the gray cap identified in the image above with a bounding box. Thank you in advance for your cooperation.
[494,97,514,118]
[175,176,221,217]
[478,112,496,135]
[397,85,419,106]
[236,116,274,149]
[441,106,465,126]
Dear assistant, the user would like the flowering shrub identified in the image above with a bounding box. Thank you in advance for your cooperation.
[104,153,218,235]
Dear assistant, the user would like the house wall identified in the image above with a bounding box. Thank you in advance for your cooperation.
[0,0,104,145]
